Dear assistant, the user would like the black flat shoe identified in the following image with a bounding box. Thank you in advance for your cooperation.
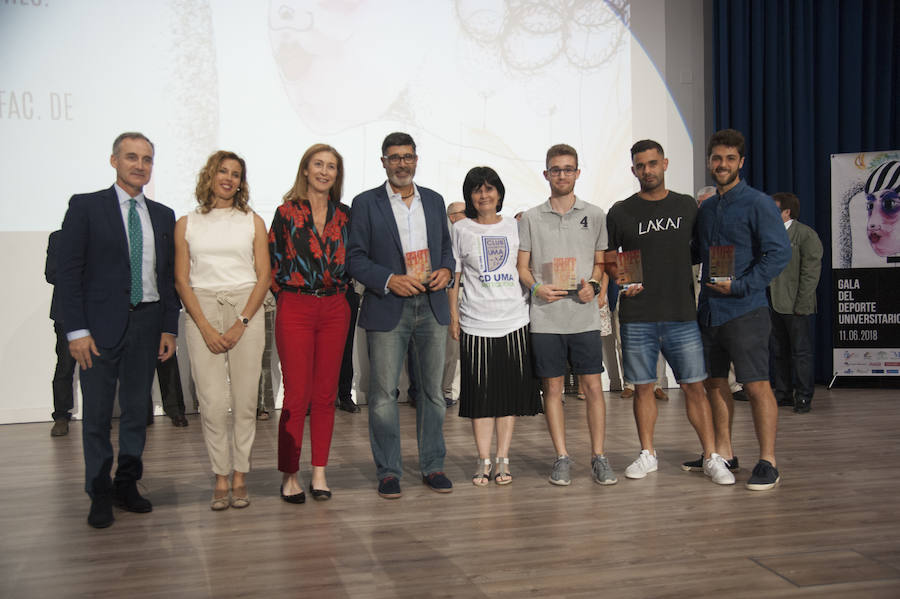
[280,485,305,504]
[309,483,332,501]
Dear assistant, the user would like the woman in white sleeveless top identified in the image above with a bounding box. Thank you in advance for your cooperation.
[174,151,271,510]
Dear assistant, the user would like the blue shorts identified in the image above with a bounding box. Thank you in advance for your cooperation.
[700,306,770,383]
[531,330,604,379]
[621,320,707,385]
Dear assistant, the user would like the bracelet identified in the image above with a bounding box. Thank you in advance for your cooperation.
[530,282,542,296]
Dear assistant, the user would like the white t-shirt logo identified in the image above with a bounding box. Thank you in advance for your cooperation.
[481,236,509,272]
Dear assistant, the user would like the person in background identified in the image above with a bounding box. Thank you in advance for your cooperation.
[768,192,823,413]
[257,291,277,420]
[176,150,270,510]
[46,229,76,437]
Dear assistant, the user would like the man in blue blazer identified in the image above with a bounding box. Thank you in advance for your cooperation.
[347,132,455,499]
[58,132,179,528]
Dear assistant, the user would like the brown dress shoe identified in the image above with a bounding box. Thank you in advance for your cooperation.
[620,388,634,399]
[51,419,69,437]
[654,388,669,400]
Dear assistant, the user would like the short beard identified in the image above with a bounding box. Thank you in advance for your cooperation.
[388,172,413,189]
[713,169,738,188]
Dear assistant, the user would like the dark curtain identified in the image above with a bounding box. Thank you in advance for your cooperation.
[713,0,900,382]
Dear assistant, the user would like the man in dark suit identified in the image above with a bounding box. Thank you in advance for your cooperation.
[45,229,77,436]
[57,132,179,528]
[347,132,455,499]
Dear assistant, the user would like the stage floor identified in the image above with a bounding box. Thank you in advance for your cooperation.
[2,386,899,598]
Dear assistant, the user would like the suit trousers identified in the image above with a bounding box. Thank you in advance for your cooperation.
[337,286,361,403]
[770,310,814,402]
[184,287,264,475]
[52,322,76,420]
[80,302,161,497]
[276,291,350,472]
[148,351,186,421]
[257,309,276,413]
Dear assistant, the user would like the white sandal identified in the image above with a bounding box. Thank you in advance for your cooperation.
[494,457,512,485]
[472,457,492,486]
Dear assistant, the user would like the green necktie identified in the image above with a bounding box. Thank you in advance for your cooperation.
[128,198,143,306]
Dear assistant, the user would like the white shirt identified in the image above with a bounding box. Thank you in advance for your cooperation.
[385,181,428,292]
[115,183,159,303]
[385,181,428,256]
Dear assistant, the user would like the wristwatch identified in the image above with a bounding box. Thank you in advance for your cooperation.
[238,315,250,327]
[588,279,602,295]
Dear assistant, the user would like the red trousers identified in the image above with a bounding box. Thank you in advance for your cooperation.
[275,292,350,472]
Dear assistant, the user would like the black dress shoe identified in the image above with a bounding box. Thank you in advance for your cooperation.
[51,419,69,437]
[794,399,812,413]
[336,398,361,413]
[732,390,749,402]
[88,494,115,528]
[170,414,189,427]
[280,485,306,504]
[114,482,153,513]
[309,483,332,501]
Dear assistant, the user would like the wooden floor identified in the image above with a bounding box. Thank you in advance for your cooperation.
[2,387,900,598]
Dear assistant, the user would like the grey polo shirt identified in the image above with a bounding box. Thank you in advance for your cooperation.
[518,196,607,334]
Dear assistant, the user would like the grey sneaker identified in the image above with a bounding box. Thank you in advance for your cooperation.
[591,455,618,485]
[549,456,572,486]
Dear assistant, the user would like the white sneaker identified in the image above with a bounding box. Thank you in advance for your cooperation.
[704,453,736,485]
[624,449,658,479]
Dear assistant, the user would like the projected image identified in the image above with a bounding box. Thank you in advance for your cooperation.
[0,0,690,232]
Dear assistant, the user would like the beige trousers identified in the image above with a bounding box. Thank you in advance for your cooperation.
[184,286,264,475]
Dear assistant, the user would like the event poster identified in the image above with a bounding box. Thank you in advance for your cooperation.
[830,152,900,377]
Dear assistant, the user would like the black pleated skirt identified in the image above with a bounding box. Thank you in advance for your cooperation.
[457,325,543,419]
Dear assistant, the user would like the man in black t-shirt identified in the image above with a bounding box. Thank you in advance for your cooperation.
[605,140,733,485]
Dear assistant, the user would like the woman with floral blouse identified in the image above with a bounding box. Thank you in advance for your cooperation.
[269,143,350,503]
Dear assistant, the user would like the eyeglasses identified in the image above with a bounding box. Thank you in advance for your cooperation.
[547,166,578,177]
[383,153,418,166]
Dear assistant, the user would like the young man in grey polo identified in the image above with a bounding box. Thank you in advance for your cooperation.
[517,144,616,486]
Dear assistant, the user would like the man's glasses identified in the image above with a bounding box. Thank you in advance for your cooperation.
[383,154,418,166]
[547,166,578,177]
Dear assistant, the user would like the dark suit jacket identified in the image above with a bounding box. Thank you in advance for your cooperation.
[347,183,454,331]
[45,230,62,323]
[57,185,179,348]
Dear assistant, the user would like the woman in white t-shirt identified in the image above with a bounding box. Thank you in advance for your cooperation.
[449,166,542,486]
[174,151,271,511]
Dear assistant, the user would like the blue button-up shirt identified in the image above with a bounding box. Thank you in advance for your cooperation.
[695,180,790,327]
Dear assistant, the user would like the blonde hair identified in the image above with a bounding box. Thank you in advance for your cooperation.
[283,144,344,204]
[195,150,250,213]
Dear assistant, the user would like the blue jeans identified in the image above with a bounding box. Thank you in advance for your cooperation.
[366,295,447,480]
[621,320,707,385]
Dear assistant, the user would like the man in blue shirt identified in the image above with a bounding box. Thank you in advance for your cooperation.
[693,129,790,491]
